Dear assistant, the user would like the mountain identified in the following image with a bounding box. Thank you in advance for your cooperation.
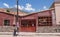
[0,8,30,16]
[3,8,30,14]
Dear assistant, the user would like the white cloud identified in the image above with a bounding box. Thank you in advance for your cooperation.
[38,9,41,11]
[15,5,24,10]
[25,3,35,11]
[3,3,9,8]
[14,3,35,12]
[43,6,47,10]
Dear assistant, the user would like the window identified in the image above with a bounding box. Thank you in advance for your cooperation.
[4,20,10,26]
[38,17,52,26]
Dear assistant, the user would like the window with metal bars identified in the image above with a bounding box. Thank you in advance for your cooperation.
[38,17,52,26]
[4,20,10,26]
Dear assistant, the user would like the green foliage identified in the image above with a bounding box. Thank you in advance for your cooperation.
[6,9,10,12]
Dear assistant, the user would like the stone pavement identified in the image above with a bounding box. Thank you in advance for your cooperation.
[0,32,60,37]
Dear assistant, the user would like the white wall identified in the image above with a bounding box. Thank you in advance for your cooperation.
[55,3,60,25]
[52,10,56,25]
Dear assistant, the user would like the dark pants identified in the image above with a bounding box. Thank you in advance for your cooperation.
[13,29,17,36]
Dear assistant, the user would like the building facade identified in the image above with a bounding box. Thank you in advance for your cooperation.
[0,0,60,32]
[0,8,55,32]
[55,0,60,25]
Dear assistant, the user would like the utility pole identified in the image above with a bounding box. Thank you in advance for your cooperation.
[13,0,19,36]
[16,0,18,22]
[16,0,19,33]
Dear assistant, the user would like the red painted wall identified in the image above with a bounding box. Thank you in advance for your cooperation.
[0,12,21,26]
[0,9,53,32]
[0,12,13,26]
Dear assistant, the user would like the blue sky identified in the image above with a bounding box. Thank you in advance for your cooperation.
[0,0,54,12]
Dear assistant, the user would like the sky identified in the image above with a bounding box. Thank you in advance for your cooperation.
[0,0,54,12]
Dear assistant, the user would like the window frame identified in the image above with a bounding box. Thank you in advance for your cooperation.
[38,17,52,26]
[4,20,10,26]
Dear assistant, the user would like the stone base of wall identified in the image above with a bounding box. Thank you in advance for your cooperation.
[0,26,60,33]
[37,26,60,33]
[0,26,14,32]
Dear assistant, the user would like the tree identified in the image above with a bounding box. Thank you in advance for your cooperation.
[6,9,10,12]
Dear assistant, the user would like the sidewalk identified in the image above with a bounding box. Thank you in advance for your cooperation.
[0,32,60,37]
[0,35,60,37]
